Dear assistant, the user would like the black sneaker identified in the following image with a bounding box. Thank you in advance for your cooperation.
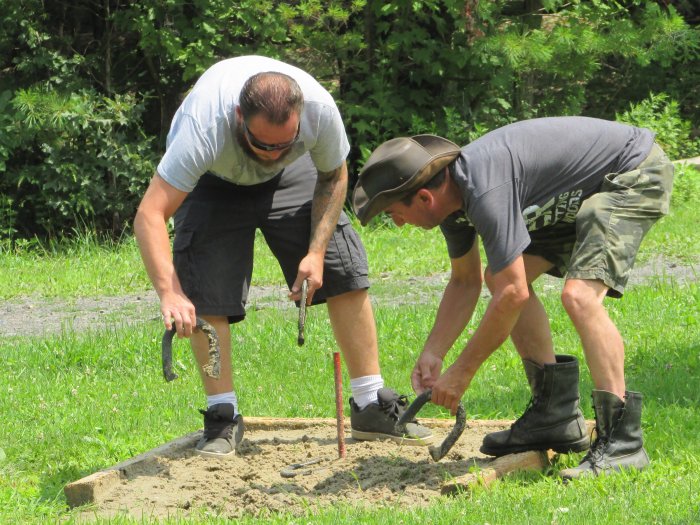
[350,387,434,445]
[195,403,244,458]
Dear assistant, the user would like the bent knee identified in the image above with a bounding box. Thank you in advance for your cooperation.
[561,279,605,318]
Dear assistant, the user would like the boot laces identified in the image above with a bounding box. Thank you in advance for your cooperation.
[512,396,538,429]
[582,417,620,471]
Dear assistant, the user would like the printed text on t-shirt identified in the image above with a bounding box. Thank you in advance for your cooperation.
[522,189,583,231]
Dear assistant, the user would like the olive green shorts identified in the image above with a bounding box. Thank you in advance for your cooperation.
[525,143,674,297]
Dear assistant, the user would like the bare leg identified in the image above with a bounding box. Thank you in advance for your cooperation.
[510,287,556,364]
[190,315,234,395]
[488,254,557,365]
[326,289,381,379]
[561,278,625,399]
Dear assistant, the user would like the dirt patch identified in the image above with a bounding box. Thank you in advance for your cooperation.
[76,420,512,521]
[2,256,697,338]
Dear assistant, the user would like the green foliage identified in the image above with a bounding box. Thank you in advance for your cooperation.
[616,92,700,160]
[2,86,157,238]
[1,0,698,238]
[670,164,700,206]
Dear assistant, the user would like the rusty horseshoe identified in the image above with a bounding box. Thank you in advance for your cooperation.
[161,317,221,382]
[396,389,467,462]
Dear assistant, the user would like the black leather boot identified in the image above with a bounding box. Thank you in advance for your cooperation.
[560,390,649,480]
[480,354,589,456]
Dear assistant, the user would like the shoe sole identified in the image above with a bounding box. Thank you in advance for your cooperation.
[480,436,590,457]
[351,429,435,446]
[195,448,237,459]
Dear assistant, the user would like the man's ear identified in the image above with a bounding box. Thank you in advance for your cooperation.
[416,188,433,206]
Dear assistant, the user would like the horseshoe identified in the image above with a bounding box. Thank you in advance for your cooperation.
[161,317,221,382]
[297,279,308,346]
[395,389,467,462]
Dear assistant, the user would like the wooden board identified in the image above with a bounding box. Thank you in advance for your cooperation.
[441,449,556,495]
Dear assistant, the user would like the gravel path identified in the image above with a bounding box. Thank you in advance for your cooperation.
[1,256,696,338]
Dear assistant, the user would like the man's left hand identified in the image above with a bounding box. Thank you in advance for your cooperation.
[430,364,470,416]
[290,252,325,304]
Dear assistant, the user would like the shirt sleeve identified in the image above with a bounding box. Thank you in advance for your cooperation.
[440,211,477,259]
[308,104,351,173]
[156,114,216,192]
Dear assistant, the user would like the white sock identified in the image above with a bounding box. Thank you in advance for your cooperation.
[207,392,239,416]
[350,375,384,409]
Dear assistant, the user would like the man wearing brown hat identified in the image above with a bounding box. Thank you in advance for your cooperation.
[352,116,674,479]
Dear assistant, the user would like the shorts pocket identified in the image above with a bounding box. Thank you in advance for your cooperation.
[173,230,194,252]
[172,230,197,297]
[602,163,673,216]
[339,224,368,276]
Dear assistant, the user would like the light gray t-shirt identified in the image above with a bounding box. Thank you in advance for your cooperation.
[157,56,351,191]
[440,116,655,273]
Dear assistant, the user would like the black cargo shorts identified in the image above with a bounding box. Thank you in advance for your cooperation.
[172,153,370,323]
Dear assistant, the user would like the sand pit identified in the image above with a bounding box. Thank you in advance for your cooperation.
[69,418,552,521]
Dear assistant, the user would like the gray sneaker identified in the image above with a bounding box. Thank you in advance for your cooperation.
[350,387,434,445]
[195,403,244,459]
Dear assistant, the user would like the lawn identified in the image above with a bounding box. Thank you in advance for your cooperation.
[0,166,698,524]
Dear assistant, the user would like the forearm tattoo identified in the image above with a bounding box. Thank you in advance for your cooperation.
[310,165,347,254]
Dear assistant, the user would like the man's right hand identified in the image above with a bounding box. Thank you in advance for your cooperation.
[160,291,197,337]
[411,352,443,394]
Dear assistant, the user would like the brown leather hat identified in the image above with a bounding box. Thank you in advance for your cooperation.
[352,134,460,225]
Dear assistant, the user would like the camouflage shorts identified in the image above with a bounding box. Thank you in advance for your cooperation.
[526,143,674,297]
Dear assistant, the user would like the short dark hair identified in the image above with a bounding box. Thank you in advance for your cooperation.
[239,72,304,124]
[399,164,450,206]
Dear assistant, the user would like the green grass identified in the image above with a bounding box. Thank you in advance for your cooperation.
[1,280,698,523]
[0,180,698,523]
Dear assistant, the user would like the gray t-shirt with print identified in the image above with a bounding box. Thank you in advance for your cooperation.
[440,116,655,273]
[157,55,350,192]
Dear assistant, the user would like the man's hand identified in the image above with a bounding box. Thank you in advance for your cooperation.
[289,251,325,304]
[430,363,471,416]
[411,352,443,394]
[160,290,197,337]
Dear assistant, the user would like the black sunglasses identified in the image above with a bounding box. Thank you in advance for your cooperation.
[242,119,300,152]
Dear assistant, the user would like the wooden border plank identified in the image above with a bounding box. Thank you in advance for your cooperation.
[64,431,201,508]
[441,450,556,495]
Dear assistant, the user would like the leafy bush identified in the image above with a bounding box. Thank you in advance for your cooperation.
[616,93,700,161]
[1,87,158,238]
[1,1,698,239]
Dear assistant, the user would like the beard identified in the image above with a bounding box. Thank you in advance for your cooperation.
[235,124,293,170]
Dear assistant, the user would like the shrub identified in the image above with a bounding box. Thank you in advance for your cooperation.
[616,93,700,161]
[2,86,158,239]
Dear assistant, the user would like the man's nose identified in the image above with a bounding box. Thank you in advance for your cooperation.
[391,214,405,227]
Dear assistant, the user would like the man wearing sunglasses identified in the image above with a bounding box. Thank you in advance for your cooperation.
[134,55,432,459]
